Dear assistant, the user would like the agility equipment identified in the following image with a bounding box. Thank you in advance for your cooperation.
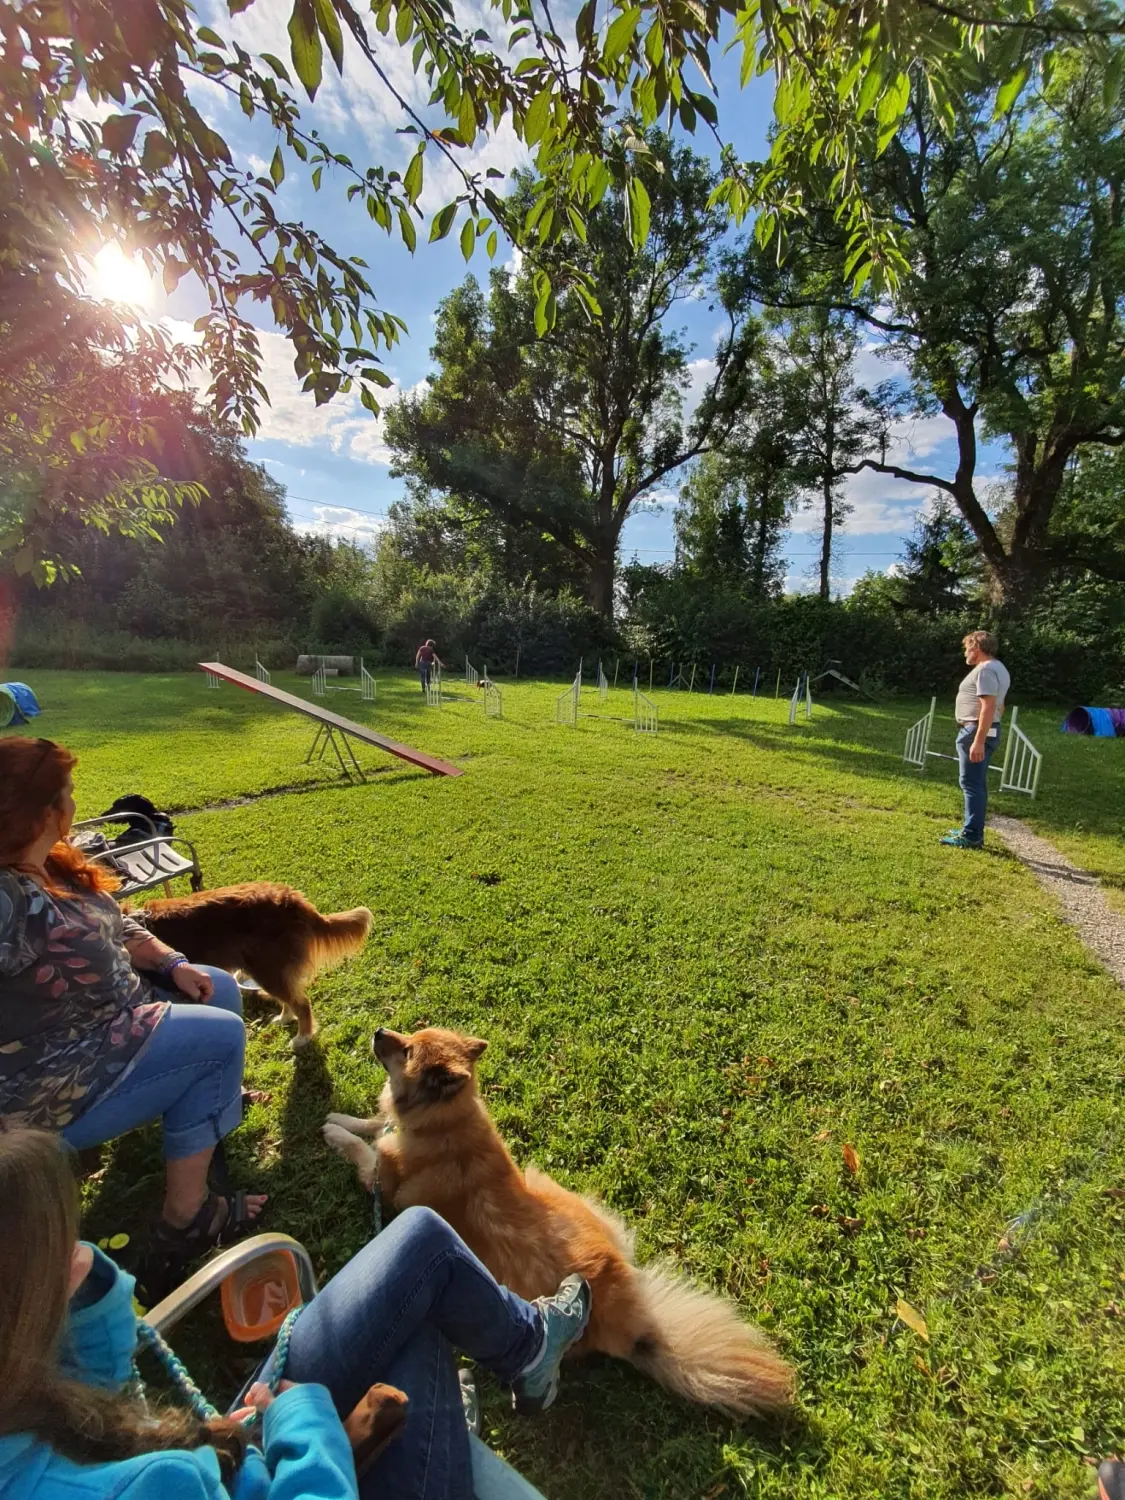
[206,655,223,689]
[360,659,376,702]
[1061,706,1125,736]
[597,660,609,701]
[465,657,479,688]
[903,697,1042,797]
[0,681,41,727]
[254,659,271,685]
[556,666,581,727]
[787,672,812,725]
[198,663,462,780]
[311,659,327,698]
[424,663,442,709]
[483,676,503,718]
[633,687,658,734]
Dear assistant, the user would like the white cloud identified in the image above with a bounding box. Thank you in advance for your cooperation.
[683,358,717,421]
[292,505,388,547]
[247,329,404,465]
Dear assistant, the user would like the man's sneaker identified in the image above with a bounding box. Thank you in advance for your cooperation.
[510,1274,591,1414]
[940,832,983,848]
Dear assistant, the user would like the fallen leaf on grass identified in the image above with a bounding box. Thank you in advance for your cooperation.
[812,1129,832,1143]
[843,1143,861,1175]
[895,1298,929,1342]
[838,1215,863,1233]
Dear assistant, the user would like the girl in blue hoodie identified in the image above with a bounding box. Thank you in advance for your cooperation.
[0,1130,591,1500]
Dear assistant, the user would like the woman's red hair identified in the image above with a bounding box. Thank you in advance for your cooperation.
[0,738,118,896]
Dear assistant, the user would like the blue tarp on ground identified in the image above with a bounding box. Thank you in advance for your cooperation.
[0,682,41,727]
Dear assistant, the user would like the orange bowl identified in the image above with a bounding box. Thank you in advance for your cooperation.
[220,1250,303,1343]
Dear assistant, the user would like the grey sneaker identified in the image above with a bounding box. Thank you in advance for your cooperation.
[510,1274,591,1414]
[458,1366,481,1435]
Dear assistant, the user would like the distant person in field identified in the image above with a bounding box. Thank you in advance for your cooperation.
[940,630,1011,850]
[414,639,442,695]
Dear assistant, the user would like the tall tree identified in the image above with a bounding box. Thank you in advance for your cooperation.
[675,359,799,597]
[735,46,1125,611]
[384,143,757,616]
[768,307,884,600]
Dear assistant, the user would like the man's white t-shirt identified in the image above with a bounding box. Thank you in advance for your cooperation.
[955,658,1010,732]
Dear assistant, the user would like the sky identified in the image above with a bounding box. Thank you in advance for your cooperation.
[101,0,1003,595]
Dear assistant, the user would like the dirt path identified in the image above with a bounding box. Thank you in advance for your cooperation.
[990,814,1125,987]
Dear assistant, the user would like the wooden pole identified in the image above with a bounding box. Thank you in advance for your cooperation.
[731,665,739,695]
[775,669,781,698]
[688,663,696,693]
[709,664,716,694]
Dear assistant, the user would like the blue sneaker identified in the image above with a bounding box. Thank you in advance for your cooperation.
[940,832,983,848]
[510,1274,591,1414]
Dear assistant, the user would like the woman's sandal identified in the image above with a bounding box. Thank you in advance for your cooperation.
[135,1191,264,1306]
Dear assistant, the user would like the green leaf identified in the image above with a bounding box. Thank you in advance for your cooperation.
[994,64,1030,119]
[313,0,344,72]
[398,206,417,252]
[395,7,412,44]
[603,6,640,65]
[460,216,475,261]
[162,256,190,293]
[403,146,424,205]
[141,130,175,171]
[1105,50,1124,109]
[429,202,457,242]
[288,0,323,97]
[534,276,554,336]
[101,113,142,155]
[458,89,477,147]
[856,61,884,120]
[260,51,291,82]
[270,145,285,186]
[626,175,650,248]
[486,229,498,258]
[524,86,552,145]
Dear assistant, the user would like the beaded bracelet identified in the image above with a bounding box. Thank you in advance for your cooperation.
[154,951,189,978]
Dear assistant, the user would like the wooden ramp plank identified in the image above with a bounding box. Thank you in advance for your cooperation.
[198,663,464,778]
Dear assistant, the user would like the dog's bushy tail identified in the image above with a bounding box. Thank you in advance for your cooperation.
[629,1265,795,1418]
[309,907,373,968]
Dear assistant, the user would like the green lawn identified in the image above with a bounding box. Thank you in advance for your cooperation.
[12,668,1125,1499]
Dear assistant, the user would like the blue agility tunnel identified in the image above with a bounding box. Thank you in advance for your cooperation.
[1061,706,1125,736]
[0,682,41,728]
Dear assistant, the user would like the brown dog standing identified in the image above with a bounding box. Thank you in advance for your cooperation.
[323,1027,794,1418]
[138,882,372,1049]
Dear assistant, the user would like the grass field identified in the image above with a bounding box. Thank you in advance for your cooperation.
[13,667,1125,1499]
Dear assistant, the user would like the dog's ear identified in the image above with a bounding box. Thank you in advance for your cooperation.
[464,1037,488,1062]
[421,1065,470,1103]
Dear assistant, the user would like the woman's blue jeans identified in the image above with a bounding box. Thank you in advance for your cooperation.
[956,725,1000,844]
[275,1206,544,1500]
[61,967,246,1160]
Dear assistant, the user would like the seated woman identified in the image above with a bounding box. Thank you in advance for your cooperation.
[0,737,265,1263]
[0,1129,590,1500]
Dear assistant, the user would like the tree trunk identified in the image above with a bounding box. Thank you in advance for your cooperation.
[819,472,833,601]
[586,547,616,617]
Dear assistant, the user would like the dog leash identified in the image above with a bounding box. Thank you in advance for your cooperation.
[134,1306,303,1426]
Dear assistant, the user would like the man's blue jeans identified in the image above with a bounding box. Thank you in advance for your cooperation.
[419,664,431,693]
[956,725,1000,844]
[275,1206,544,1500]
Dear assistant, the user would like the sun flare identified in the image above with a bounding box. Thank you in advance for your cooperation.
[86,244,155,308]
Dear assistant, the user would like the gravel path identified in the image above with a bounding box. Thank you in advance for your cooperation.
[990,815,1125,987]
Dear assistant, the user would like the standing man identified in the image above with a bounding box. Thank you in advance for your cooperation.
[414,638,442,695]
[940,630,1011,849]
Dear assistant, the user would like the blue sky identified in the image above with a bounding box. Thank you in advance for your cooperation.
[128,0,1002,594]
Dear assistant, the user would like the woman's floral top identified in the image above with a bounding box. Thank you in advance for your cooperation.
[0,870,168,1129]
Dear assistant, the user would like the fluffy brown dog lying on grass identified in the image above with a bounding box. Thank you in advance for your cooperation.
[322,1026,795,1418]
[137,882,372,1049]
